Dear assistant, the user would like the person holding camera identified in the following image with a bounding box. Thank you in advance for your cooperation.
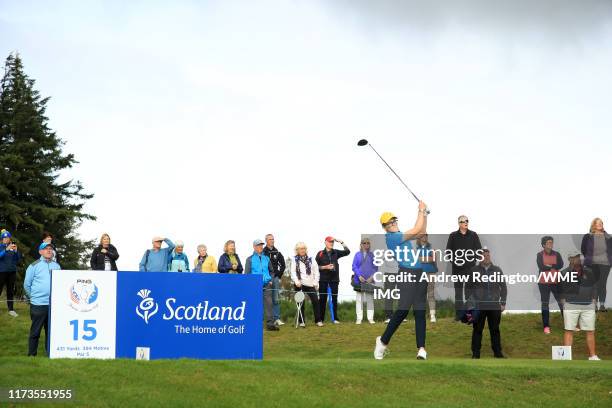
[0,229,21,317]
[316,236,350,324]
[90,233,119,271]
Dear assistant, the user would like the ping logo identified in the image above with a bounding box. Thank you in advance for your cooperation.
[69,279,99,312]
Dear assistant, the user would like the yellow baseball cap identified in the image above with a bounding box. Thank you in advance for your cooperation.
[380,212,397,225]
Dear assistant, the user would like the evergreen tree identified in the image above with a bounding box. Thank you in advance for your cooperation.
[0,53,95,295]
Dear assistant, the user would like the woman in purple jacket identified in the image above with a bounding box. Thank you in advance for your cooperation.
[352,237,378,324]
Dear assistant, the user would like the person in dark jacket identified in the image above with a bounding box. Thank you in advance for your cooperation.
[581,218,612,312]
[218,240,243,274]
[560,252,600,360]
[447,215,482,320]
[536,236,564,334]
[263,234,286,326]
[467,248,507,359]
[90,233,119,271]
[0,229,21,317]
[316,236,350,324]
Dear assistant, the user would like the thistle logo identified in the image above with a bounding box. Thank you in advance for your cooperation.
[136,289,159,324]
[69,279,99,312]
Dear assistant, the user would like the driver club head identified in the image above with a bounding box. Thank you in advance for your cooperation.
[357,139,369,147]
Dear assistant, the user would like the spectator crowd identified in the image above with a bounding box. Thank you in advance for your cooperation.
[0,212,609,361]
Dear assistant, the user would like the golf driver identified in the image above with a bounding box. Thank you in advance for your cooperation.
[357,138,430,214]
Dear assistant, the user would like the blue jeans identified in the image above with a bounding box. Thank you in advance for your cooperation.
[538,283,563,328]
[272,276,281,321]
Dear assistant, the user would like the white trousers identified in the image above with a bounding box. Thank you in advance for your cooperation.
[355,291,374,321]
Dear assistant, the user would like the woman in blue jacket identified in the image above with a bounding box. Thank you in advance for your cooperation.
[218,240,243,274]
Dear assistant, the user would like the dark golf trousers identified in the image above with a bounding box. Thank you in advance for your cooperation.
[384,278,399,319]
[319,281,339,322]
[538,283,564,328]
[295,285,321,324]
[453,268,471,319]
[0,272,17,311]
[29,304,49,356]
[263,284,274,327]
[592,264,611,305]
[472,309,502,357]
[381,270,427,349]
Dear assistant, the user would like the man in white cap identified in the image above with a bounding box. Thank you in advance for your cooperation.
[245,239,278,331]
[560,251,601,360]
[24,242,61,356]
[139,236,175,272]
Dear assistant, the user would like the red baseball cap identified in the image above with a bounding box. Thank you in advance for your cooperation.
[325,236,334,242]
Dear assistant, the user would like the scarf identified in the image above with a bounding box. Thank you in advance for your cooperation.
[195,255,207,272]
[295,255,312,279]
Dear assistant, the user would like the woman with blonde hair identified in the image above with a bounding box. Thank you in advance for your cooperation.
[351,237,377,324]
[90,233,119,271]
[193,244,218,273]
[218,240,243,274]
[290,242,322,327]
[581,218,612,312]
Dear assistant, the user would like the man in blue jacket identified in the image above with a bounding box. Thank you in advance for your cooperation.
[245,239,278,331]
[139,236,175,272]
[24,242,61,356]
[0,229,21,317]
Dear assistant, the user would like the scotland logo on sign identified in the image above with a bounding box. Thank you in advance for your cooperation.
[136,289,158,324]
[69,279,99,312]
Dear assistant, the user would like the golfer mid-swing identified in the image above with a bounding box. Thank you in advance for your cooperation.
[374,201,429,360]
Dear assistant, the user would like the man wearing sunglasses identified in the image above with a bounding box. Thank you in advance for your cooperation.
[447,215,482,320]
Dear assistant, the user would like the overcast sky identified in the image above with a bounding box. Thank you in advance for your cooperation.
[2,0,611,300]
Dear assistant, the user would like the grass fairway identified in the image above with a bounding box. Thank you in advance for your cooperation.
[1,302,611,407]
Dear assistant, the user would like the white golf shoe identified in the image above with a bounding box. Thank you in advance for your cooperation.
[374,336,387,360]
[417,347,427,360]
